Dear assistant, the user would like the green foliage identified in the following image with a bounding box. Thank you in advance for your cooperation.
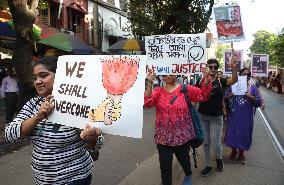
[126,0,215,36]
[273,31,284,67]
[215,44,230,68]
[38,0,48,10]
[249,30,277,64]
[0,0,8,9]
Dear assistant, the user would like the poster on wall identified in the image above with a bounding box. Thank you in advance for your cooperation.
[48,55,146,138]
[214,6,245,43]
[145,33,206,75]
[251,54,269,77]
[223,50,243,75]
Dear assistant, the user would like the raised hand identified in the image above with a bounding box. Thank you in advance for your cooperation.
[230,49,238,69]
[146,69,155,84]
[201,66,210,77]
[36,95,54,121]
[80,124,101,142]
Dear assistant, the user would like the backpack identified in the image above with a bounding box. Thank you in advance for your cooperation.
[180,84,204,168]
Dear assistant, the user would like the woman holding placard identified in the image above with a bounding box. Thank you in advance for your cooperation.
[144,68,212,185]
[5,56,102,185]
[224,68,262,164]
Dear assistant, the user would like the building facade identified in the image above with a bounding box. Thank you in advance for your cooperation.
[89,0,132,53]
[35,0,89,42]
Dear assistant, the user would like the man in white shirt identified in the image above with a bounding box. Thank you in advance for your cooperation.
[0,68,19,124]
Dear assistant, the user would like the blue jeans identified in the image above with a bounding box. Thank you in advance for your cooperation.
[199,113,223,167]
[69,174,92,185]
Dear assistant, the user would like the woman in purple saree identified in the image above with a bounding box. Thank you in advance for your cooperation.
[224,68,262,164]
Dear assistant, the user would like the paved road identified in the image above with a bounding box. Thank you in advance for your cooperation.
[260,88,284,151]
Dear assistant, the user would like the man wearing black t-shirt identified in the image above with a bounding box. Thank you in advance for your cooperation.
[199,58,238,177]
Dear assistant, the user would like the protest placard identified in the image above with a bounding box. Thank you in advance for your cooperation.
[251,54,269,77]
[223,50,243,75]
[232,75,247,95]
[214,5,245,43]
[48,55,146,138]
[145,34,206,75]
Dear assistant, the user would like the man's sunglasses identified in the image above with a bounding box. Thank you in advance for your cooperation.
[208,66,218,70]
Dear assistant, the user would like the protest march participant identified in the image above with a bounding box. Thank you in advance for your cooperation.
[5,56,103,185]
[144,68,212,185]
[224,68,262,164]
[198,57,238,177]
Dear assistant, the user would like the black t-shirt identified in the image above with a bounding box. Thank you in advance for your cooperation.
[198,77,227,116]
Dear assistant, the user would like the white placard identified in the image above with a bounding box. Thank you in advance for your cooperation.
[145,34,206,75]
[48,55,146,138]
[232,76,247,95]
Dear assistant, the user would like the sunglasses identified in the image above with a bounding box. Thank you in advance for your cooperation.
[242,73,251,77]
[208,66,218,70]
[161,75,175,77]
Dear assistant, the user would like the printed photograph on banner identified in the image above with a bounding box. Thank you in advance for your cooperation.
[145,34,206,75]
[214,6,245,43]
[223,50,243,75]
[251,54,269,77]
[48,55,146,138]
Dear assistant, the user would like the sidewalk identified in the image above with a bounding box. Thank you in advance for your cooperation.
[175,111,284,185]
[0,111,6,143]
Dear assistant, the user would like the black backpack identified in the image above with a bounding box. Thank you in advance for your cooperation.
[181,84,204,168]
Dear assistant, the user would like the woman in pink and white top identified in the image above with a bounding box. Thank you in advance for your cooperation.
[144,68,212,185]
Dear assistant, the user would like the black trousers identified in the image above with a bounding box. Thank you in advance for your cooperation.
[5,92,17,124]
[157,141,192,185]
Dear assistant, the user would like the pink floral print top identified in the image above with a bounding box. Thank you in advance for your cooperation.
[144,82,212,146]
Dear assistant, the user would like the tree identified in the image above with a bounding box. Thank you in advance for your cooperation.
[215,44,230,68]
[249,30,277,65]
[3,0,46,108]
[126,0,215,36]
[273,30,284,67]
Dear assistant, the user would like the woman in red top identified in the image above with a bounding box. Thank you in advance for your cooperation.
[144,68,212,185]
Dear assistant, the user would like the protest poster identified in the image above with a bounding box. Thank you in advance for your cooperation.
[145,33,206,75]
[251,54,269,77]
[223,50,243,75]
[232,75,247,95]
[48,55,146,138]
[214,6,245,43]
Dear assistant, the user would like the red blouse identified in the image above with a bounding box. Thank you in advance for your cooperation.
[144,82,212,146]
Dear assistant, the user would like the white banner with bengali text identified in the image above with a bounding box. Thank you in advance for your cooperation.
[145,34,206,75]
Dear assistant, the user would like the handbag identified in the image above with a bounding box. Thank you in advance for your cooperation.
[181,84,204,168]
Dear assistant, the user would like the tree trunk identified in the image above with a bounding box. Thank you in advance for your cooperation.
[8,0,39,108]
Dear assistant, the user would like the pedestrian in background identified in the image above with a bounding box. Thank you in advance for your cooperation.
[0,68,19,124]
[217,71,223,79]
[198,57,238,177]
[144,68,212,185]
[224,68,262,164]
[5,56,103,185]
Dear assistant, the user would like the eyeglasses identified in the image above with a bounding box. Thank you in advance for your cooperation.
[208,66,218,70]
[161,75,175,77]
[242,73,251,77]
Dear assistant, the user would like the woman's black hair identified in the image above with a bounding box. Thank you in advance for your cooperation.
[239,68,251,76]
[34,56,58,73]
[207,59,219,68]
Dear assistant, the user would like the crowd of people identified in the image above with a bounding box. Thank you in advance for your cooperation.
[2,53,267,185]
[262,71,284,94]
[144,55,264,185]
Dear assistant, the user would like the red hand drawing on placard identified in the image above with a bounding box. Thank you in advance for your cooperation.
[88,56,139,125]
